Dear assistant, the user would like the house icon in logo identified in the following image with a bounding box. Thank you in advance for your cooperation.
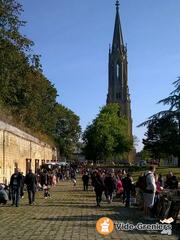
[96,217,114,235]
[100,219,110,233]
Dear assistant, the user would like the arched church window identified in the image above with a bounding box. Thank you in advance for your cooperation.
[116,64,120,79]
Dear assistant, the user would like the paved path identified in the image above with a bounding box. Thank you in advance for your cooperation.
[0,178,179,240]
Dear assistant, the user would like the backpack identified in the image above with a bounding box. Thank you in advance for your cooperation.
[137,173,151,191]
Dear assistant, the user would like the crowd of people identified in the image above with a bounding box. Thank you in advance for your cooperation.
[0,164,179,221]
[81,166,179,220]
[82,168,134,208]
[0,165,77,207]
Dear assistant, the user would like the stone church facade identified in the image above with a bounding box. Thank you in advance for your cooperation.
[107,1,133,162]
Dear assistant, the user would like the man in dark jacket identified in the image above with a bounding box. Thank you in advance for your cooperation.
[165,171,178,189]
[10,168,23,207]
[25,169,37,205]
[122,173,132,207]
[93,171,105,207]
[104,172,116,203]
[82,172,89,191]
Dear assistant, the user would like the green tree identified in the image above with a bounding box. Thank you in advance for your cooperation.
[52,104,81,159]
[83,103,133,163]
[0,0,41,111]
[137,149,151,161]
[138,78,180,166]
[142,116,179,160]
[0,0,81,160]
[20,70,57,132]
[0,0,33,50]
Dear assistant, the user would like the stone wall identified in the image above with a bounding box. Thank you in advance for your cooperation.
[0,120,57,184]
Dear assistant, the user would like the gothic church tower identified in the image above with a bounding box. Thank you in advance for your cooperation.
[107,1,133,160]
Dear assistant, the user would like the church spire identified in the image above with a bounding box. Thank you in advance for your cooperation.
[107,1,133,163]
[116,0,120,10]
[112,0,124,52]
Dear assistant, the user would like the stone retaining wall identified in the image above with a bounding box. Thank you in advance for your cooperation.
[0,120,57,184]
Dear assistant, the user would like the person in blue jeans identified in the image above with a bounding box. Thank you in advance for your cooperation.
[10,168,23,207]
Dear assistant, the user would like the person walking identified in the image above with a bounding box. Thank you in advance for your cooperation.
[93,171,105,207]
[20,171,25,199]
[104,172,116,203]
[143,165,156,220]
[10,168,23,207]
[136,172,145,210]
[151,173,163,217]
[25,169,37,205]
[116,176,123,198]
[82,172,89,191]
[122,173,132,207]
[70,168,77,186]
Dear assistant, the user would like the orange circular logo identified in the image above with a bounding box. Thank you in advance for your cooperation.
[96,217,114,235]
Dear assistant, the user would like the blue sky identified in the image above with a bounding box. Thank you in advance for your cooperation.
[19,0,180,151]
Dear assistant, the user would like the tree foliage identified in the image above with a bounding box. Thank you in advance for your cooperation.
[0,0,33,51]
[142,116,179,160]
[0,0,81,157]
[137,149,151,161]
[138,78,180,166]
[52,104,81,159]
[83,103,133,163]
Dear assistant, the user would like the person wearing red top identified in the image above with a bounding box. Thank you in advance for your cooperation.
[116,176,123,198]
